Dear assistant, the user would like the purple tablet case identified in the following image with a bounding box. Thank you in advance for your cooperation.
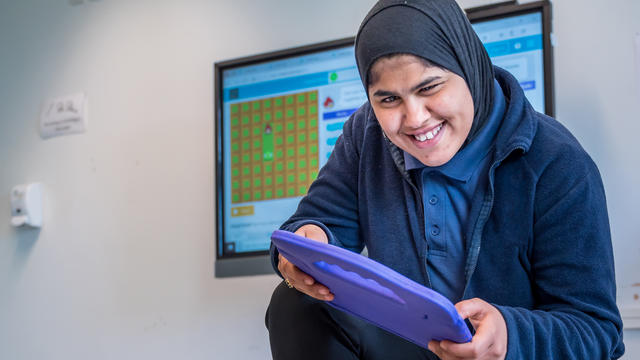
[271,229,472,348]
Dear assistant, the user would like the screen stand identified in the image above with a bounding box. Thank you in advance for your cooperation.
[215,255,275,278]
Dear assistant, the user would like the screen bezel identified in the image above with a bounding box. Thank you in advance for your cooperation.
[214,37,356,277]
[467,0,555,117]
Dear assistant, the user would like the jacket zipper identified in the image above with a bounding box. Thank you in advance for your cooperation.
[463,146,525,294]
[405,172,432,288]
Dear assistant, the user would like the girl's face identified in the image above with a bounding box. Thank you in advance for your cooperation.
[367,54,474,167]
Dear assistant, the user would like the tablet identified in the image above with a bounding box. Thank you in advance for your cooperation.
[271,229,472,348]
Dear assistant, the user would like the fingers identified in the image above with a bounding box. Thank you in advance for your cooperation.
[427,298,507,359]
[434,338,491,359]
[277,224,332,300]
[429,338,490,360]
[278,253,334,301]
[278,254,313,285]
[428,341,465,360]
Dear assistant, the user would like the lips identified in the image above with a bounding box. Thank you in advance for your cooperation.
[407,122,445,143]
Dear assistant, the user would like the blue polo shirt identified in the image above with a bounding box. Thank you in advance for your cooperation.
[404,79,506,302]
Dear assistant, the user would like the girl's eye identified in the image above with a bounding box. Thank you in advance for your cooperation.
[420,83,442,93]
[381,96,399,103]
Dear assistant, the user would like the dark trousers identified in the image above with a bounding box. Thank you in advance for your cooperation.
[265,281,439,360]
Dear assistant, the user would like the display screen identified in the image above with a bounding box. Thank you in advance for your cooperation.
[214,3,553,276]
[471,12,546,113]
[218,44,367,257]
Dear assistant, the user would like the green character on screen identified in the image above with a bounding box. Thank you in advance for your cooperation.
[263,123,273,161]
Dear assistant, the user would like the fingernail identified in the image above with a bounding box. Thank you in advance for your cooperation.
[304,278,313,285]
[319,288,328,295]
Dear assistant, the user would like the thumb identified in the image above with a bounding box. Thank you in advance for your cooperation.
[455,298,489,321]
[295,224,329,244]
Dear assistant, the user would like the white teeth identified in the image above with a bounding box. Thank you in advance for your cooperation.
[412,124,443,142]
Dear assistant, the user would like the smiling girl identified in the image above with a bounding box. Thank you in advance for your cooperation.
[265,1,624,359]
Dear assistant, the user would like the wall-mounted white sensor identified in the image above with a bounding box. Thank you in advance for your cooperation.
[10,183,43,228]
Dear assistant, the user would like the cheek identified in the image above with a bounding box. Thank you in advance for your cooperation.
[461,90,474,118]
[460,95,475,130]
[428,90,457,116]
[375,110,401,133]
[435,92,474,128]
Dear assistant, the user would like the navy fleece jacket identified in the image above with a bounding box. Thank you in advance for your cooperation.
[271,67,625,359]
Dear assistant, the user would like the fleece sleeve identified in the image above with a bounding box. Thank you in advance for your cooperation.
[496,146,624,359]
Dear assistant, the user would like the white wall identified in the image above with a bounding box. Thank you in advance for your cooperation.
[0,1,374,359]
[548,0,640,357]
[0,0,638,359]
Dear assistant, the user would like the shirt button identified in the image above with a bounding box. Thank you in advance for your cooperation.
[429,196,438,205]
[431,226,440,236]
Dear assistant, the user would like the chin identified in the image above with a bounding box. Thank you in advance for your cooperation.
[418,152,455,167]
[422,159,447,167]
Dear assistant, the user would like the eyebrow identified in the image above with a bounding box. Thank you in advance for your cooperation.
[371,76,443,97]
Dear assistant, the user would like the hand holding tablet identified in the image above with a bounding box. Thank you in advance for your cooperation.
[271,229,472,348]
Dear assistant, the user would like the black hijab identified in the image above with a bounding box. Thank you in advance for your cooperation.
[355,0,495,141]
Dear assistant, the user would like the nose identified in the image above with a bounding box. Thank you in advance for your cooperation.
[404,98,430,128]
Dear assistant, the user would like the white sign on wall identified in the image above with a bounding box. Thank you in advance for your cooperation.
[40,92,88,139]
